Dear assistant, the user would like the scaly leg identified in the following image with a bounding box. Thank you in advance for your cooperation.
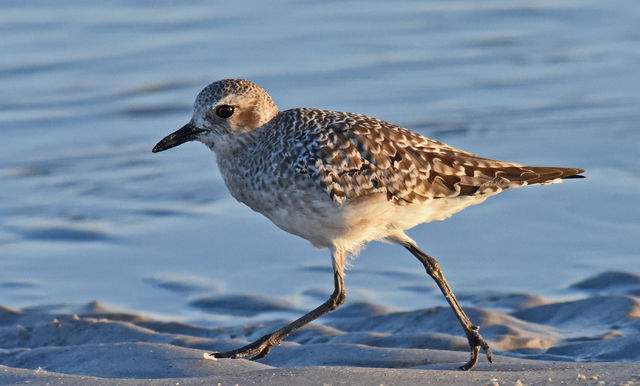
[211,249,346,360]
[404,242,492,371]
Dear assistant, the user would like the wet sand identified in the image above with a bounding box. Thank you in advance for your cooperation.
[2,271,639,384]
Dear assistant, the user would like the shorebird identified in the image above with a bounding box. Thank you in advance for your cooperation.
[152,78,584,370]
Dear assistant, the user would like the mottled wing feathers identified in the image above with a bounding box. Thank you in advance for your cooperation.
[286,109,583,205]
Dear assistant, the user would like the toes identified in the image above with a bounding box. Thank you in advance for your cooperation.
[209,336,277,361]
[459,346,480,371]
[249,343,274,360]
[485,347,494,363]
[460,327,493,371]
[210,351,237,359]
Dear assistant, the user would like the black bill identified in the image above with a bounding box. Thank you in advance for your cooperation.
[152,123,205,153]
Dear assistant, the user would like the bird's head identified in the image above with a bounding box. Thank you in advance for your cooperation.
[152,78,278,153]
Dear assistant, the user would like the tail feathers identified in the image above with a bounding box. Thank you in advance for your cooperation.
[517,166,585,185]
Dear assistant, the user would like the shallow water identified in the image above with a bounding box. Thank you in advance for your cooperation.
[1,1,639,328]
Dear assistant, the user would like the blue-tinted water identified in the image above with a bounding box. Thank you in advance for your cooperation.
[1,1,639,324]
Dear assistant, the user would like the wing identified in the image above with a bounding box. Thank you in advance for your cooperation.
[289,110,583,205]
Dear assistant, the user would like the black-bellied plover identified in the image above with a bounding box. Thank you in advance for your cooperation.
[152,78,584,370]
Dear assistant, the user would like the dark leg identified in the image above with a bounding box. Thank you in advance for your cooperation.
[404,242,492,371]
[211,252,346,360]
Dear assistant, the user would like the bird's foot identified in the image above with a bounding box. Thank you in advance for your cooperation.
[459,325,493,371]
[205,334,280,361]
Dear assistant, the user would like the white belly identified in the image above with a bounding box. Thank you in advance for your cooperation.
[262,191,495,254]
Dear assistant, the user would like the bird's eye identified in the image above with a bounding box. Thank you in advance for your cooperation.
[216,105,235,119]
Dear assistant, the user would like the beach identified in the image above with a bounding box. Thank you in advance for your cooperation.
[2,272,640,384]
[1,0,639,384]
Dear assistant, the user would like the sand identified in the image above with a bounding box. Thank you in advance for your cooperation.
[1,271,639,385]
[2,1,640,384]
